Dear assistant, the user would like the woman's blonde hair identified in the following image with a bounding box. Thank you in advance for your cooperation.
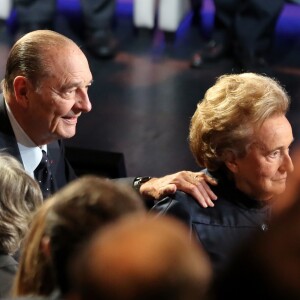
[189,73,290,171]
[0,152,43,255]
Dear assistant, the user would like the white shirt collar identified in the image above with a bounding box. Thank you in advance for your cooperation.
[5,101,47,177]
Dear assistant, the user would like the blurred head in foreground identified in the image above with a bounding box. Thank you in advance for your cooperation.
[68,215,212,300]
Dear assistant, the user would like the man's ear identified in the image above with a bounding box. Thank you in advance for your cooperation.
[13,76,31,108]
[224,150,239,174]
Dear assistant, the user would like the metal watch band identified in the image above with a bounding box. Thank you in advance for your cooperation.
[133,176,152,192]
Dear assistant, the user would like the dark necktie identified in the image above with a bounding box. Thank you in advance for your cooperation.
[34,150,54,199]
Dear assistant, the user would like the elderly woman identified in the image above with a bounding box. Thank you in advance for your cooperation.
[153,73,294,274]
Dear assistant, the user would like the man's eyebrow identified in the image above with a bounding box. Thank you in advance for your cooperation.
[61,79,93,90]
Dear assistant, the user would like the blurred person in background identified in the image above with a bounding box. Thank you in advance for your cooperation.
[14,0,117,58]
[0,152,43,297]
[191,0,284,71]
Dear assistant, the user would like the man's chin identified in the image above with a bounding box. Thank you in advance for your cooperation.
[58,129,76,139]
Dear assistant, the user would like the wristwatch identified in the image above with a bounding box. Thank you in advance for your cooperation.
[133,176,152,193]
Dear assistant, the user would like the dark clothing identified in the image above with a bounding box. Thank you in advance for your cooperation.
[0,254,18,297]
[213,0,284,60]
[152,169,271,274]
[13,0,56,25]
[0,95,77,193]
[80,0,116,31]
[14,0,116,32]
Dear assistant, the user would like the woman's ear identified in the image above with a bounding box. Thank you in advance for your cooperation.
[224,151,239,174]
[13,76,31,108]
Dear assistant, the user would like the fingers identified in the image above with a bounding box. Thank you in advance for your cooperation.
[180,171,218,207]
[139,171,218,208]
[199,180,218,201]
[179,181,213,208]
[194,172,218,185]
[192,183,215,208]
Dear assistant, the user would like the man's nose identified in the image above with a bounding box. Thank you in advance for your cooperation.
[75,90,92,113]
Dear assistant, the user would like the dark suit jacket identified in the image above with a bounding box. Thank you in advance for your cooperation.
[0,254,18,297]
[0,94,77,192]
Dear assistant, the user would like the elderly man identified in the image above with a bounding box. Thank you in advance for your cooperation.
[0,30,216,205]
[153,73,294,273]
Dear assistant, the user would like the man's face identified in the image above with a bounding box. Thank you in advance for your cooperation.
[26,44,93,145]
[232,114,294,201]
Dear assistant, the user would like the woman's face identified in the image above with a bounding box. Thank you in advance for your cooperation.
[229,115,294,201]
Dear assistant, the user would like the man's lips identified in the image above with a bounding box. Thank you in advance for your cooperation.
[62,111,81,120]
[62,115,79,124]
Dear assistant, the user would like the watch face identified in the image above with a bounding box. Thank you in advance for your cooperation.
[134,177,151,191]
[140,177,152,183]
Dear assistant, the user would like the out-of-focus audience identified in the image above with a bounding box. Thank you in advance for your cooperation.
[0,0,12,33]
[153,72,294,275]
[12,176,146,298]
[14,0,117,59]
[66,214,212,300]
[0,152,43,297]
[191,0,285,71]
